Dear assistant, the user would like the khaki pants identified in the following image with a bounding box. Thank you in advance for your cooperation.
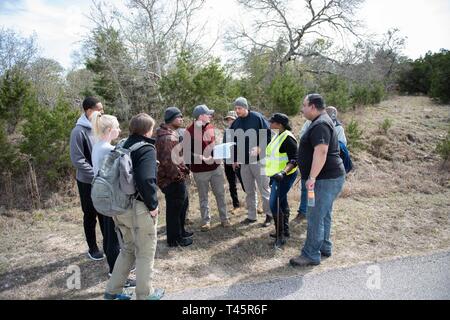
[106,200,158,300]
[193,167,228,224]
[240,163,271,220]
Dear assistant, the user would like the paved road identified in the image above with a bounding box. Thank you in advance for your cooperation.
[164,251,450,300]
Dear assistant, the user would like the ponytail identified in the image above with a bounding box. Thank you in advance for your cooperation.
[90,112,120,139]
[91,111,103,138]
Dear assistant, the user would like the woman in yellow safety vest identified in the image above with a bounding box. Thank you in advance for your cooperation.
[265,113,299,248]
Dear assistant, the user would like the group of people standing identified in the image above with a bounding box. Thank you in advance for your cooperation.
[69,93,347,300]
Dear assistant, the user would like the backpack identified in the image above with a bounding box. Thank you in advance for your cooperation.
[339,140,353,174]
[91,140,152,217]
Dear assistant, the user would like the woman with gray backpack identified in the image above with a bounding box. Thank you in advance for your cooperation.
[90,111,136,288]
[101,113,164,300]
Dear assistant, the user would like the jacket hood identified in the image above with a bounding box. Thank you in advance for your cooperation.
[76,114,92,129]
[157,124,178,138]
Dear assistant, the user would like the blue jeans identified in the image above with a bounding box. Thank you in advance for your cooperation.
[269,171,298,220]
[301,175,345,263]
[297,179,307,215]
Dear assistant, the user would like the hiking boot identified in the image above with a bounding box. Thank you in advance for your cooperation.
[200,222,211,232]
[289,255,320,267]
[182,231,194,238]
[262,215,272,227]
[146,288,165,300]
[274,238,286,249]
[168,237,193,247]
[88,249,105,261]
[104,292,132,300]
[241,218,257,225]
[221,219,232,228]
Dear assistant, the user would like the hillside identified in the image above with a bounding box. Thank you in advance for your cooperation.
[0,95,449,300]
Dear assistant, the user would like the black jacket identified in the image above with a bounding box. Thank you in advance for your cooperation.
[123,134,158,211]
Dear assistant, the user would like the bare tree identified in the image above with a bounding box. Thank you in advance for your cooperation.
[123,0,207,79]
[0,28,39,75]
[227,0,364,69]
[28,58,65,108]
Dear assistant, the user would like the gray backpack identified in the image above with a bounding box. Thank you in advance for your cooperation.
[91,140,151,217]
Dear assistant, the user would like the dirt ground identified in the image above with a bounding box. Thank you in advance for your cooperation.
[0,95,449,300]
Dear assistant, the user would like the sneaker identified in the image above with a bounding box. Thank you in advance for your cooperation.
[289,255,320,267]
[104,292,132,300]
[241,218,257,225]
[182,231,194,238]
[200,222,211,232]
[88,249,105,261]
[262,215,272,227]
[274,238,287,248]
[168,237,193,247]
[221,220,231,228]
[124,278,136,288]
[146,288,165,300]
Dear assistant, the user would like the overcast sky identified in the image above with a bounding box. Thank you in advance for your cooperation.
[1,0,449,69]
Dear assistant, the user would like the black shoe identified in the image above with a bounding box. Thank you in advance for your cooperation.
[182,231,194,238]
[168,237,193,247]
[289,255,320,267]
[321,251,332,258]
[274,238,286,248]
[87,249,105,261]
[241,218,257,225]
[262,215,272,227]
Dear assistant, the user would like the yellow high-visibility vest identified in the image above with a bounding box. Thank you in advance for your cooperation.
[265,130,297,177]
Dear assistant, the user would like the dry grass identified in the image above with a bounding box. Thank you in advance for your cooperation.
[1,95,449,300]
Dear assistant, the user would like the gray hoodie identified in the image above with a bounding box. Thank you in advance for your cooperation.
[70,114,95,184]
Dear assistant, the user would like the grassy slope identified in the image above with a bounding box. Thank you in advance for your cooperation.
[0,95,449,299]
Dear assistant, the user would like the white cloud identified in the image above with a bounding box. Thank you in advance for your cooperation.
[1,0,93,69]
[360,0,450,58]
[1,0,449,69]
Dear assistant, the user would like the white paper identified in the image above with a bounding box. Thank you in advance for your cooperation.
[213,142,236,159]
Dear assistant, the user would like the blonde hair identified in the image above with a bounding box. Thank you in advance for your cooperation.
[129,113,155,136]
[91,111,120,139]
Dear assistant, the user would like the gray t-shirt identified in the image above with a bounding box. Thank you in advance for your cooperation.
[92,140,114,176]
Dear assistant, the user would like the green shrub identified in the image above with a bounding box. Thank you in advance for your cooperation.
[20,97,79,182]
[268,72,305,115]
[398,49,450,103]
[351,82,385,106]
[436,129,450,163]
[320,75,352,111]
[347,119,364,151]
[0,120,21,174]
[379,118,393,134]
